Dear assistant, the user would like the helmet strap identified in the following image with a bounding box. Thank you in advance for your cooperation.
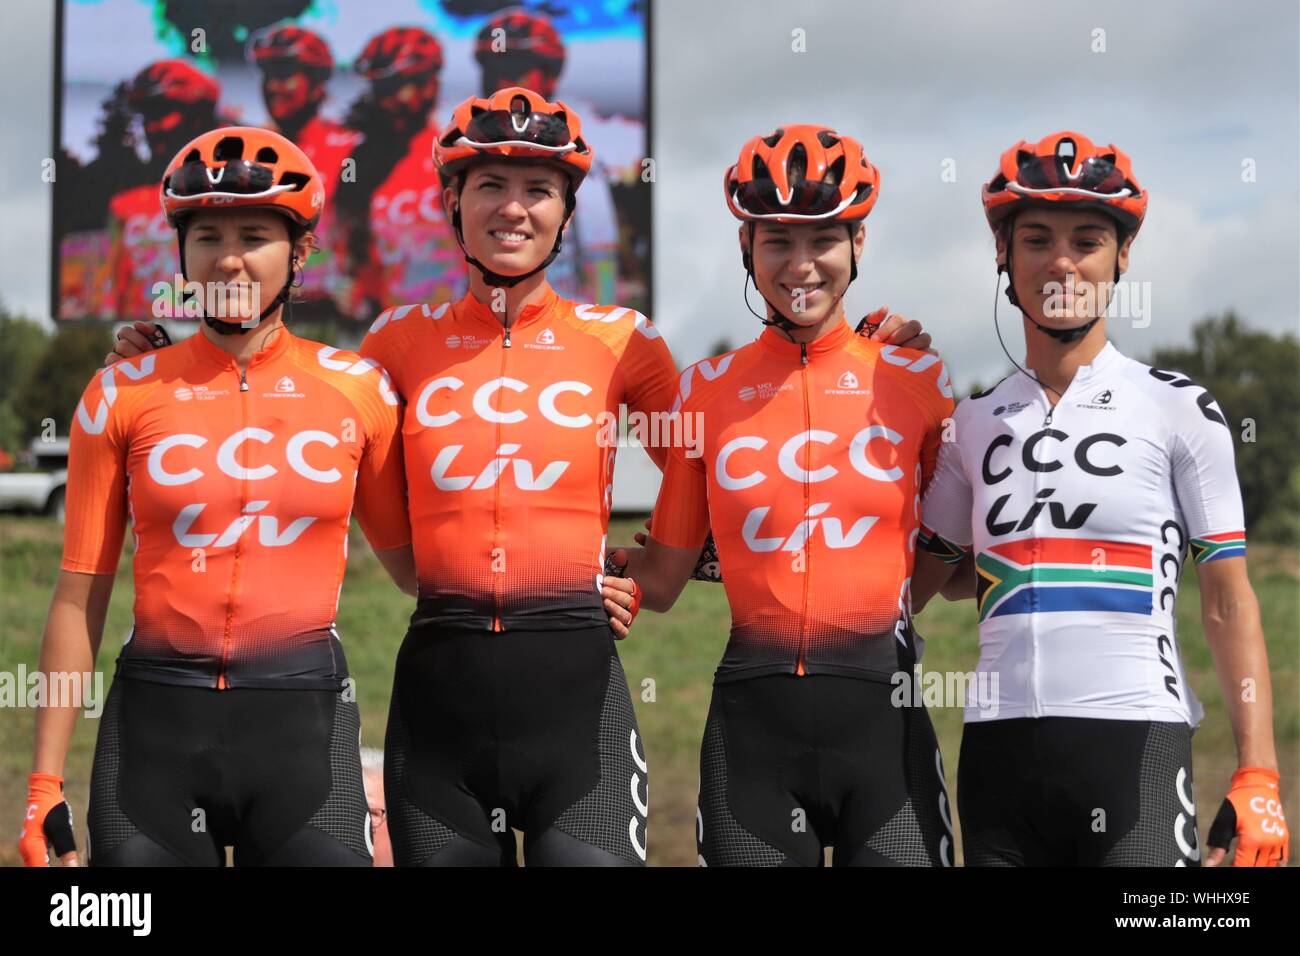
[1002,242,1100,345]
[451,186,575,288]
[743,221,858,339]
[175,225,292,336]
[847,222,858,283]
[991,265,1064,404]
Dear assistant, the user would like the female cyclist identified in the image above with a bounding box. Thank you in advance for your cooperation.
[354,86,675,866]
[911,130,1288,866]
[609,125,956,867]
[20,128,415,866]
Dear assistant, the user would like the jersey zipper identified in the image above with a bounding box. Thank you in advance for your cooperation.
[218,366,251,689]
[492,321,510,631]
[797,341,811,676]
[1029,381,1066,715]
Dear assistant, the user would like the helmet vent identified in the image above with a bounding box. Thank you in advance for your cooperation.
[1056,137,1077,170]
[787,143,808,185]
[213,136,244,161]
[255,146,279,163]
[825,155,845,187]
[278,171,310,191]
[816,129,838,148]
[761,129,784,148]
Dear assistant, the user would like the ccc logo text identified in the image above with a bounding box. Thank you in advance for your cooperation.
[981,428,1126,537]
[414,376,596,429]
[716,425,908,490]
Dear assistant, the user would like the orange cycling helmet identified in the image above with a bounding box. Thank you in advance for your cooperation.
[160,126,325,230]
[727,125,879,331]
[161,127,325,332]
[984,131,1147,344]
[356,26,444,80]
[129,59,219,107]
[435,87,592,287]
[435,86,592,188]
[475,10,566,73]
[982,130,1147,235]
[250,24,334,73]
[725,125,879,223]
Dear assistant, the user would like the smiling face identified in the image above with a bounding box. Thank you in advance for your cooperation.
[182,208,312,321]
[743,219,863,326]
[444,159,571,276]
[999,206,1133,328]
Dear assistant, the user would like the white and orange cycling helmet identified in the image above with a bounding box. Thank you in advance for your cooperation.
[160,127,325,332]
[982,130,1147,340]
[725,125,881,331]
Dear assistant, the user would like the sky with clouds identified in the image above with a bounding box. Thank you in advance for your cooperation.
[1,0,1296,389]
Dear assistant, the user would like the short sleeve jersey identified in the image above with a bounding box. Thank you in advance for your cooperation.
[651,320,955,682]
[920,342,1246,724]
[359,285,679,631]
[62,328,409,689]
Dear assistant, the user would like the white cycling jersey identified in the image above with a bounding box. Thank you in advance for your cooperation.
[920,341,1246,726]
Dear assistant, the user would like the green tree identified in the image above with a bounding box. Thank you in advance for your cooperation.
[10,324,113,441]
[0,307,51,456]
[708,337,734,358]
[1147,313,1300,545]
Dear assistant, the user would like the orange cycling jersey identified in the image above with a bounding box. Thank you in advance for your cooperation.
[103,182,178,320]
[349,125,465,317]
[359,285,678,631]
[291,115,362,304]
[651,320,954,681]
[62,328,409,689]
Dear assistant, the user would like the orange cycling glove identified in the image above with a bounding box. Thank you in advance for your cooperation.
[1207,767,1289,867]
[18,772,77,867]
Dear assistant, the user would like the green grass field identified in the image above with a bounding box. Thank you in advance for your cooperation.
[1,514,1295,866]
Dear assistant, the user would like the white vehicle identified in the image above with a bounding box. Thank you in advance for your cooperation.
[0,437,70,523]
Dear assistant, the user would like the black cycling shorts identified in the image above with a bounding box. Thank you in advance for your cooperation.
[384,623,647,866]
[88,676,372,866]
[697,674,953,867]
[958,717,1200,866]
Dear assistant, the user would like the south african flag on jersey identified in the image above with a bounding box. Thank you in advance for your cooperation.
[975,538,1153,622]
[1189,531,1247,564]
